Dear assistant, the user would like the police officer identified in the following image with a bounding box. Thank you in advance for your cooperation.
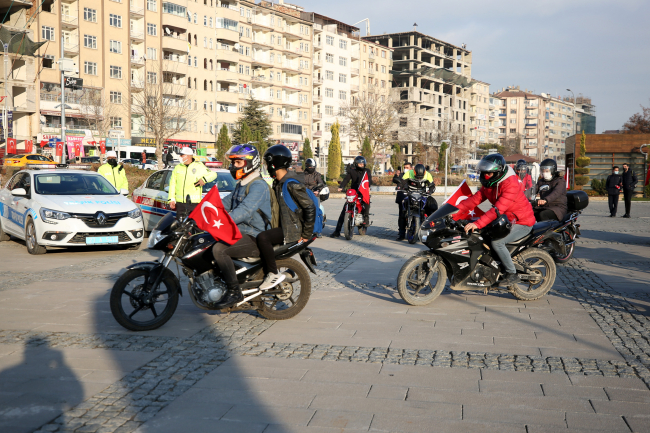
[168,147,217,218]
[98,151,128,193]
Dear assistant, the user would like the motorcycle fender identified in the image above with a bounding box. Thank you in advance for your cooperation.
[299,248,317,274]
[125,261,183,296]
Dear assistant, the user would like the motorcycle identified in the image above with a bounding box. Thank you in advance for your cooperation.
[403,180,438,245]
[110,212,318,331]
[396,202,561,306]
[343,188,370,240]
[317,186,329,224]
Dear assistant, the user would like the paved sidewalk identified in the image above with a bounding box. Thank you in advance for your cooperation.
[0,197,649,432]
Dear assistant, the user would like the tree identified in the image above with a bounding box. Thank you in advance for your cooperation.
[401,113,471,168]
[574,131,591,187]
[478,143,505,155]
[254,129,267,157]
[130,61,196,168]
[327,120,342,180]
[390,143,402,171]
[233,96,272,144]
[361,136,373,170]
[622,100,650,133]
[503,134,522,157]
[237,121,253,144]
[215,124,231,164]
[302,138,312,169]
[438,141,448,172]
[78,86,119,161]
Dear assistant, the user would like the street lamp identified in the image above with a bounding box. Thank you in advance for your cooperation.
[1,31,27,144]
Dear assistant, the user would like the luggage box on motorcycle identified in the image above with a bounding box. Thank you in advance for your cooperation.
[567,190,589,211]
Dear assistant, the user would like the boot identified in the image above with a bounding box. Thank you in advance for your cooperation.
[214,283,243,308]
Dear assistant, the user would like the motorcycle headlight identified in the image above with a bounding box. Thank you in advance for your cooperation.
[128,207,142,219]
[147,229,165,249]
[346,195,355,202]
[40,208,71,221]
[419,229,430,243]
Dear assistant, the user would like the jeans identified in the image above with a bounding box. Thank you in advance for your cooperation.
[397,200,407,237]
[212,235,259,285]
[256,227,284,274]
[491,224,532,274]
[623,189,633,215]
[608,194,619,216]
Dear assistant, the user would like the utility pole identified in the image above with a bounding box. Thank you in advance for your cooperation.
[60,36,67,164]
[567,89,575,168]
[1,32,26,145]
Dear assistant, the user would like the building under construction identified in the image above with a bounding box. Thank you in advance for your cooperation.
[363,30,474,164]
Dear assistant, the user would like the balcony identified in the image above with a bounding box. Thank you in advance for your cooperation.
[350,68,359,76]
[217,68,239,83]
[367,69,375,76]
[312,78,322,86]
[131,55,145,67]
[313,94,322,103]
[216,90,239,104]
[250,76,271,86]
[313,41,322,51]
[350,50,359,60]
[163,59,187,75]
[130,2,144,16]
[162,82,185,97]
[131,80,144,91]
[63,40,79,54]
[313,130,322,137]
[218,3,240,21]
[61,14,78,28]
[351,84,359,93]
[252,56,274,68]
[251,17,273,30]
[215,27,239,44]
[498,113,506,117]
[131,30,145,41]
[162,34,188,52]
[161,12,187,30]
[313,59,322,69]
[369,51,375,59]
[313,23,322,33]
[525,123,537,128]
[312,112,322,120]
[216,47,239,63]
[252,37,273,49]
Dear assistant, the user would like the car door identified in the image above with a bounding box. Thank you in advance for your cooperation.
[138,170,168,230]
[2,173,31,236]
[0,173,21,233]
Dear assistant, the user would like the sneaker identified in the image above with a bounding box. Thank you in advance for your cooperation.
[259,272,286,290]
[329,232,340,238]
[316,233,322,238]
[502,272,520,286]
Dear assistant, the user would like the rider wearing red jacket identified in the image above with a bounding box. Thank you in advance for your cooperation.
[456,154,536,286]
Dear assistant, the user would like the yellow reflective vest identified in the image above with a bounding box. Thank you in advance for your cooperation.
[402,169,434,183]
[168,160,217,203]
[97,163,129,191]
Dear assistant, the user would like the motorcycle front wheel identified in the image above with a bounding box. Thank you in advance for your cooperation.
[407,216,420,244]
[343,213,354,240]
[110,268,180,331]
[258,258,311,320]
[510,249,556,301]
[397,255,447,306]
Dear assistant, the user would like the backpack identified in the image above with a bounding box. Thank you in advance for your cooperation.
[245,177,280,229]
[282,178,324,235]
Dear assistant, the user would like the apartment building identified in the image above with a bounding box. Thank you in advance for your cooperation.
[543,94,574,164]
[487,95,501,145]
[367,31,472,163]
[469,80,490,158]
[493,88,547,159]
[0,0,40,150]
[571,95,596,134]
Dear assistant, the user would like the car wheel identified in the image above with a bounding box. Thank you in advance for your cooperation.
[25,218,46,255]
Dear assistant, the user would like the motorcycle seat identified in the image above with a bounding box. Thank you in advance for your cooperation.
[236,241,302,263]
[532,221,558,236]
[560,213,573,224]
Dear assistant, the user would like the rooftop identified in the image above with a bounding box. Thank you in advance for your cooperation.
[364,30,470,54]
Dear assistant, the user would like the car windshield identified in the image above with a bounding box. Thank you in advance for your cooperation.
[34,173,119,195]
[203,172,236,193]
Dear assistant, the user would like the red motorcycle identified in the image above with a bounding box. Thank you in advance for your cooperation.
[343,189,369,240]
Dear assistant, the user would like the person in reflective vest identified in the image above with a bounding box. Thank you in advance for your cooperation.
[97,151,129,193]
[168,147,217,218]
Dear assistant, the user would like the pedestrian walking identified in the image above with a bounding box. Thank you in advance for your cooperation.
[605,166,623,217]
[141,150,147,169]
[393,162,411,241]
[621,163,638,218]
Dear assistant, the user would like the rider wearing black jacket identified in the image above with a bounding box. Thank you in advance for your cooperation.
[534,159,567,222]
[330,156,372,238]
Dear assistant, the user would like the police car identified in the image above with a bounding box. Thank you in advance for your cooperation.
[0,168,144,254]
[133,168,236,231]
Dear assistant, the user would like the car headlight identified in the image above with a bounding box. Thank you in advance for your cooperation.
[40,208,71,221]
[128,208,142,219]
[147,229,165,249]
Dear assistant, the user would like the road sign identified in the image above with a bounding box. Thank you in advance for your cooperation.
[64,76,83,89]
[108,130,125,139]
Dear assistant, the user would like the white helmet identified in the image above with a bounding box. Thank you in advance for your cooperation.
[180,147,194,156]
[106,151,117,158]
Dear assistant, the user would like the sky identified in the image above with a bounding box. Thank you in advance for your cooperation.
[297,0,650,132]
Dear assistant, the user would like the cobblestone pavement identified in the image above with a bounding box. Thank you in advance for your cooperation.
[1,198,650,432]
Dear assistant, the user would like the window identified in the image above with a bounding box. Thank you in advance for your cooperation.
[147,47,157,60]
[281,124,303,135]
[43,54,54,69]
[83,35,97,49]
[339,39,347,49]
[110,117,122,128]
[511,99,517,105]
[203,37,207,48]
[110,65,122,79]
[339,73,347,83]
[510,128,516,133]
[83,8,97,22]
[193,13,197,23]
[109,14,122,28]
[42,26,55,41]
[381,65,386,73]
[325,88,333,98]
[110,91,122,104]
[326,35,334,46]
[325,105,333,115]
[216,18,238,31]
[381,50,386,58]
[147,23,157,36]
[147,0,157,11]
[204,15,207,26]
[163,2,186,17]
[209,17,213,27]
[326,53,333,63]
[510,119,516,124]
[339,90,347,100]
[109,40,121,54]
[84,61,97,75]
[147,71,157,84]
[339,56,347,67]
[325,70,333,80]
[510,109,516,114]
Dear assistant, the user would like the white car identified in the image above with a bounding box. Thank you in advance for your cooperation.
[133,168,236,231]
[0,169,145,254]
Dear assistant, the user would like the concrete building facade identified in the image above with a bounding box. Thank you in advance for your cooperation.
[469,80,490,158]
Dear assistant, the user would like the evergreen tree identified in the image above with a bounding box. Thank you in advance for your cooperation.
[236,121,252,144]
[575,131,591,187]
[233,96,272,144]
[361,137,373,171]
[255,130,268,157]
[438,141,448,172]
[327,121,342,180]
[215,124,231,164]
[302,138,313,169]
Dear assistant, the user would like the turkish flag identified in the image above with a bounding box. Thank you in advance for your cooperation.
[55,141,63,158]
[6,137,16,154]
[564,170,570,190]
[359,171,370,204]
[99,140,106,154]
[645,166,650,187]
[445,180,486,221]
[25,140,33,153]
[40,140,48,148]
[74,142,82,157]
[189,186,242,245]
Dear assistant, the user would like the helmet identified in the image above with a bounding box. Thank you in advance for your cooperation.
[413,164,426,180]
[353,155,366,170]
[486,212,512,240]
[477,154,507,188]
[106,151,117,158]
[225,143,260,180]
[305,158,316,174]
[264,144,292,178]
[540,158,558,177]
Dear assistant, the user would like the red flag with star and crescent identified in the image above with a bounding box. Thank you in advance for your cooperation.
[189,187,242,245]
[444,179,486,221]
[359,172,370,204]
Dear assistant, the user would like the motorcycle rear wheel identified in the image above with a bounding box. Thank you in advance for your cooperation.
[343,213,354,240]
[407,216,420,244]
[397,255,447,306]
[258,258,311,320]
[510,249,556,301]
[552,228,575,263]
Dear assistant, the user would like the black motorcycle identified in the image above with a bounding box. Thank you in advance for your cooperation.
[397,202,561,306]
[403,180,438,245]
[110,213,318,331]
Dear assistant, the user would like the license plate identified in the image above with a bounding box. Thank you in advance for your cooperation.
[85,236,119,245]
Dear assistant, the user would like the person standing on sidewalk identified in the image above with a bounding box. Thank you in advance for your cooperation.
[621,163,638,218]
[393,162,411,241]
[605,166,623,218]
[141,150,147,169]
[168,147,217,218]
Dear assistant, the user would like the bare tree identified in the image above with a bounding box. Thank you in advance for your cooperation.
[78,86,119,159]
[129,61,197,168]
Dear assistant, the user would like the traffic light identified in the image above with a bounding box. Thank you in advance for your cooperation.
[315,146,320,158]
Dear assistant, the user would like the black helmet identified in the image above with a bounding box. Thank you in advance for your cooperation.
[304,157,316,174]
[477,153,507,188]
[264,145,293,178]
[225,143,261,180]
[540,158,558,177]
[515,159,527,171]
[354,155,366,171]
[486,208,512,240]
[414,164,426,180]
